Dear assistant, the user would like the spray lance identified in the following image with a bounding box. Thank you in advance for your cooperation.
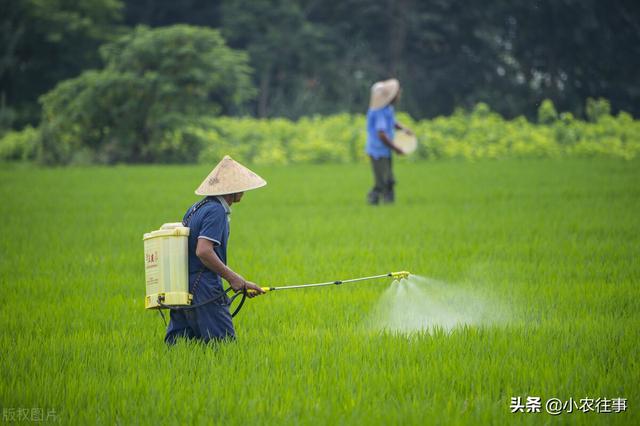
[253,271,411,293]
[229,270,412,316]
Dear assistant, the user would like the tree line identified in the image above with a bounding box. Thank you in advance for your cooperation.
[2,0,638,132]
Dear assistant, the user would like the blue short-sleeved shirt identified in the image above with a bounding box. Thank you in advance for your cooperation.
[182,196,230,302]
[366,105,396,159]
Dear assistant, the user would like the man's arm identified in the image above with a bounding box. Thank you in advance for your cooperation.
[394,122,414,136]
[377,130,404,155]
[195,238,264,297]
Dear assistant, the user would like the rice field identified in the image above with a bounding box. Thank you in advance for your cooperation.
[1,158,638,424]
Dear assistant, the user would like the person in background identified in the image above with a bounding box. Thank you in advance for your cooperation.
[165,155,266,344]
[365,78,413,205]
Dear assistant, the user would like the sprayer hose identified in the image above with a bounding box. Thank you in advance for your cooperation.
[158,287,247,317]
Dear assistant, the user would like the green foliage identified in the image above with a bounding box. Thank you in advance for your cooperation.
[215,0,640,119]
[586,97,612,122]
[100,25,255,112]
[221,0,337,118]
[194,104,640,165]
[197,114,363,166]
[1,160,639,424]
[1,0,124,128]
[537,99,558,124]
[0,126,39,161]
[19,99,640,165]
[38,25,254,164]
[4,1,640,128]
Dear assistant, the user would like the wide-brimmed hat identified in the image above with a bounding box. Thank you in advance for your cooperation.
[369,78,400,109]
[195,155,267,196]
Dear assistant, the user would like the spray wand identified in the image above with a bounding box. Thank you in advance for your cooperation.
[253,271,411,293]
[230,271,411,317]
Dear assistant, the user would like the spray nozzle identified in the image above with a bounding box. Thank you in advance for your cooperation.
[390,271,411,280]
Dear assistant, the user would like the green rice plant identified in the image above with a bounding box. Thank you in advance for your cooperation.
[0,158,638,424]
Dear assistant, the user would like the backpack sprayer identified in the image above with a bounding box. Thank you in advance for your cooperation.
[144,222,410,318]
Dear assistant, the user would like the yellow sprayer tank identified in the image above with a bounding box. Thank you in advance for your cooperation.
[143,223,192,309]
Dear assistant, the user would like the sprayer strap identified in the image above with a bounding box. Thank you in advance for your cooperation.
[182,197,211,227]
[182,197,211,296]
[191,270,204,297]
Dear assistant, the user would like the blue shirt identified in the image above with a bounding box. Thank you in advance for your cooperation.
[182,196,230,301]
[366,105,396,159]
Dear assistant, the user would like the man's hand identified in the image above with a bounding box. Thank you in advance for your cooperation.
[378,129,405,156]
[229,276,265,298]
[395,122,414,137]
[195,238,265,298]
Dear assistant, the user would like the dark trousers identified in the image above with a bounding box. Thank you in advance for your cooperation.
[164,285,235,345]
[368,156,395,204]
[164,303,236,345]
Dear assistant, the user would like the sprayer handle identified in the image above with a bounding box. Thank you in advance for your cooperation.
[246,287,271,295]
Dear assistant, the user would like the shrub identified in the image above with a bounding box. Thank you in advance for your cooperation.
[0,126,39,161]
[10,98,640,165]
[585,98,611,122]
[38,25,254,165]
[538,99,558,124]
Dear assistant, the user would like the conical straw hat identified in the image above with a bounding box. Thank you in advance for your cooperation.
[369,78,400,109]
[195,155,267,196]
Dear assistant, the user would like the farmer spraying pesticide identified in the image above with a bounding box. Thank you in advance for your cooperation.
[365,78,415,205]
[164,156,266,344]
[143,157,413,339]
